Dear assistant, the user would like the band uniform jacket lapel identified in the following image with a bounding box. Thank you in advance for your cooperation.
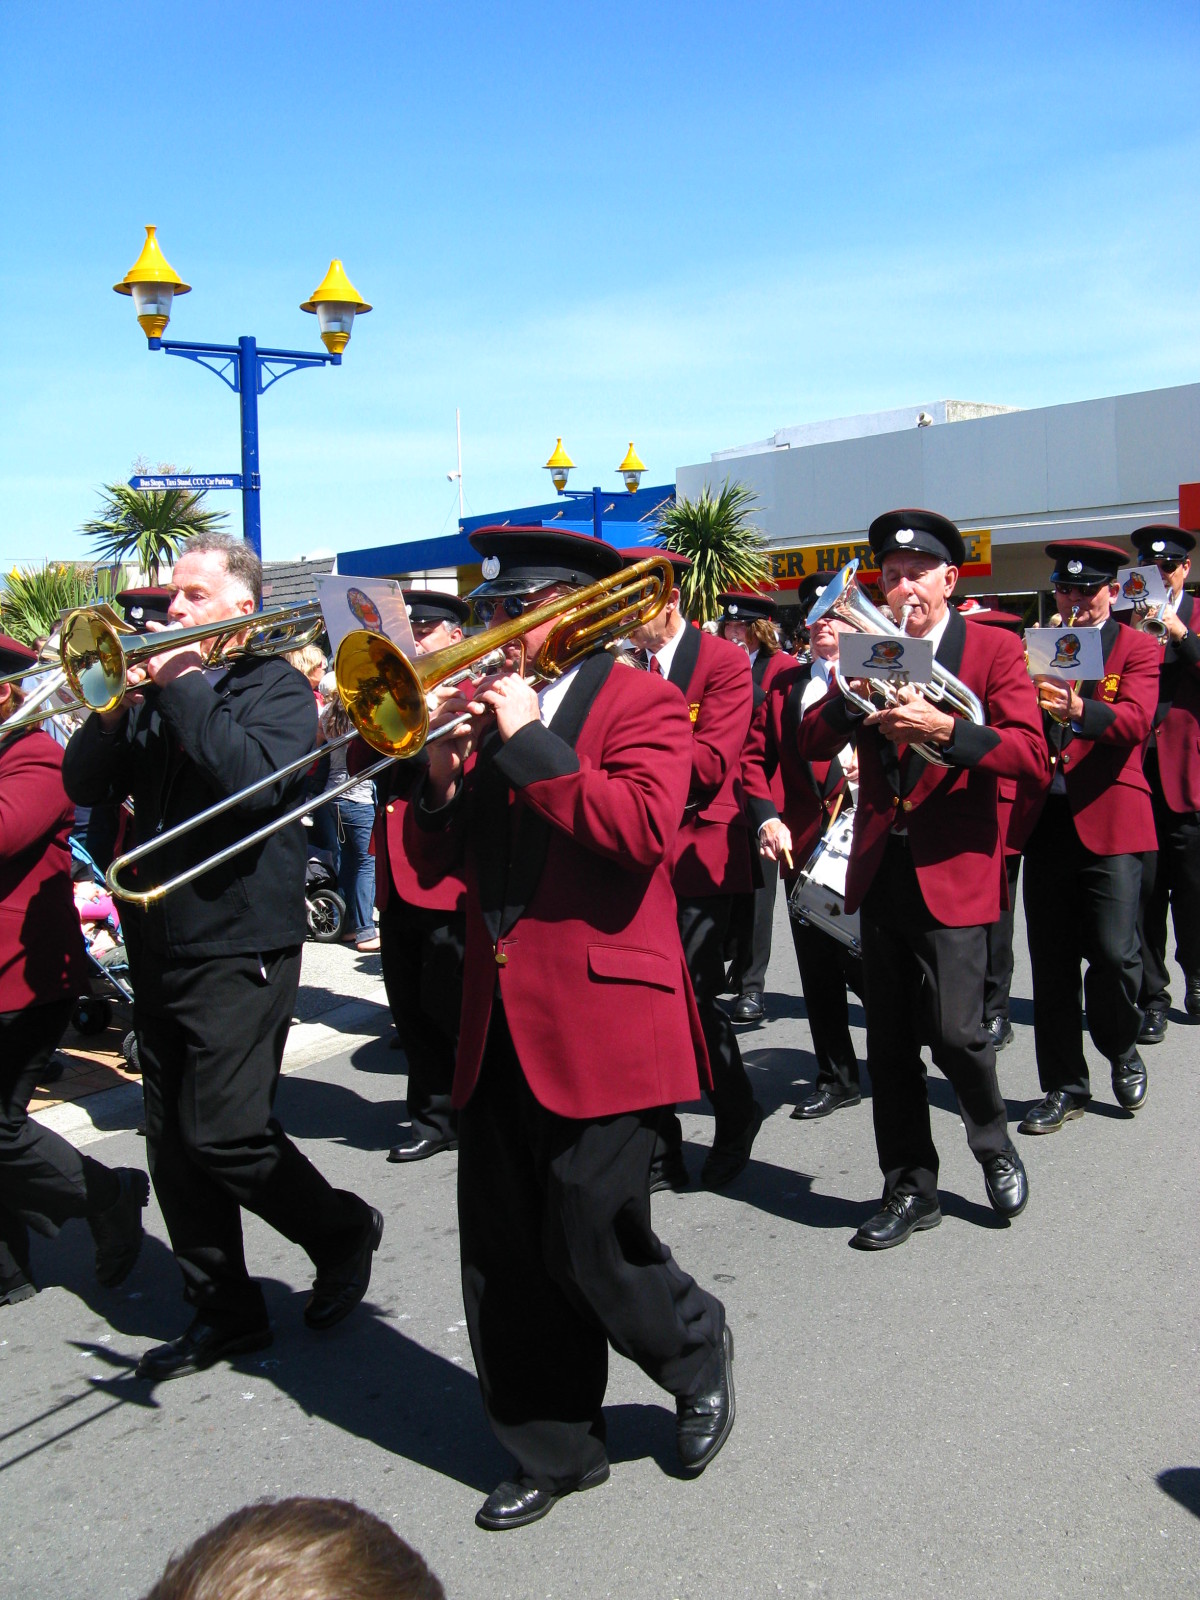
[667,621,702,695]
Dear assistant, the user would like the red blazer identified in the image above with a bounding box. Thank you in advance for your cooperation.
[1146,591,1200,814]
[662,626,754,898]
[1010,619,1159,857]
[748,648,799,813]
[742,662,850,871]
[408,655,710,1119]
[348,741,468,915]
[0,730,88,1012]
[795,610,1047,927]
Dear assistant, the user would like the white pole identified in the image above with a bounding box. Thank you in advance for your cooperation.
[455,407,464,519]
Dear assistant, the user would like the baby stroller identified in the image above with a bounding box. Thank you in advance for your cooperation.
[305,853,346,942]
[68,837,138,1069]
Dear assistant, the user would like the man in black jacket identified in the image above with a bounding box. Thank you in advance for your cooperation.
[63,533,381,1380]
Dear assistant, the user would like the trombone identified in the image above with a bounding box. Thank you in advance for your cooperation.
[105,556,674,906]
[59,599,326,715]
[805,560,986,766]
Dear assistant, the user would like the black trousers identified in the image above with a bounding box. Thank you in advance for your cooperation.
[787,901,861,1093]
[1023,797,1144,1097]
[658,896,758,1159]
[727,855,779,996]
[0,999,115,1280]
[861,839,1009,1203]
[379,897,464,1142]
[984,855,1023,1023]
[1139,757,1200,1007]
[458,1003,724,1491]
[136,949,366,1320]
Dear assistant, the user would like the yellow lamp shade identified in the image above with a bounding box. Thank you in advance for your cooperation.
[617,441,646,493]
[113,226,191,340]
[544,437,575,492]
[301,259,372,354]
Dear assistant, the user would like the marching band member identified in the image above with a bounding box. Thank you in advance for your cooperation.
[411,526,734,1530]
[1127,525,1200,1038]
[794,510,1046,1249]
[368,590,470,1162]
[623,554,763,1192]
[62,533,382,1379]
[1015,540,1160,1133]
[718,590,797,1025]
[743,573,862,1119]
[0,632,149,1306]
[959,604,1030,1052]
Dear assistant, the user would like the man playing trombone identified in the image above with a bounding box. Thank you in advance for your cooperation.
[62,531,382,1379]
[409,526,734,1530]
[794,510,1046,1249]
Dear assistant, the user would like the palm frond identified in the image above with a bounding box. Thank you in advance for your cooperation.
[653,479,771,622]
[1,563,118,645]
[79,476,228,582]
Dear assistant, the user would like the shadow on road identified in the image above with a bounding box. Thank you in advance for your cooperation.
[1157,1467,1200,1519]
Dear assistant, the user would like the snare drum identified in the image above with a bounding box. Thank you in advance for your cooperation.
[787,810,860,953]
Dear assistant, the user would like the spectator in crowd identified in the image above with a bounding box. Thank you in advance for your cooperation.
[317,674,379,952]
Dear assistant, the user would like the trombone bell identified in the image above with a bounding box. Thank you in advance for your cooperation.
[61,610,131,714]
[335,632,430,758]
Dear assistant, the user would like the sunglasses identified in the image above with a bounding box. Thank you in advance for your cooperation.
[1053,581,1107,597]
[473,595,531,625]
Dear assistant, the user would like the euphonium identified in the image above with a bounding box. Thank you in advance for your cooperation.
[804,560,986,767]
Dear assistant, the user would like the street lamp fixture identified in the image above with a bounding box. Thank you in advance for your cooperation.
[544,437,576,493]
[113,225,191,341]
[113,226,371,563]
[617,442,646,495]
[300,259,372,355]
[542,438,647,542]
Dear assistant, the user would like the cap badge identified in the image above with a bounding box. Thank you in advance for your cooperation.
[131,605,144,620]
[894,529,915,545]
[481,556,501,581]
[1151,540,1166,554]
[728,603,739,616]
[1067,559,1083,575]
[405,603,413,616]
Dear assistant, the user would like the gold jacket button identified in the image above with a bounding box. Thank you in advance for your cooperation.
[901,799,914,813]
[386,804,395,813]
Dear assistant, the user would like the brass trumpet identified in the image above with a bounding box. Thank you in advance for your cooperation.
[105,556,674,905]
[60,599,326,714]
[805,560,986,766]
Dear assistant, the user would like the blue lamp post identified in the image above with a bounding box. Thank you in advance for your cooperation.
[543,438,647,540]
[113,226,371,561]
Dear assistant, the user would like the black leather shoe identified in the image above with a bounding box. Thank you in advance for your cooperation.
[649,1148,690,1194]
[676,1325,735,1475]
[136,1314,273,1381]
[852,1193,941,1250]
[1185,977,1200,1019]
[732,992,765,1024]
[1111,1052,1147,1111]
[984,1015,1014,1051]
[1138,1008,1168,1045]
[790,1083,861,1120]
[90,1168,150,1288]
[1018,1089,1090,1134]
[0,1266,36,1307]
[387,1135,459,1163]
[305,1207,384,1330]
[701,1103,765,1191]
[475,1462,610,1531]
[981,1142,1029,1217]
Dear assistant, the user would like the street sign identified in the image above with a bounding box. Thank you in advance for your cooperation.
[128,474,243,491]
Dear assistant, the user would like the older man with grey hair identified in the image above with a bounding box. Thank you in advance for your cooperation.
[63,532,381,1379]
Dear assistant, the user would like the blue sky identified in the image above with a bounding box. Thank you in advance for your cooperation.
[2,2,1198,566]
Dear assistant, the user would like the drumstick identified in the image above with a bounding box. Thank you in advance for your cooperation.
[826,791,845,830]
[780,842,793,871]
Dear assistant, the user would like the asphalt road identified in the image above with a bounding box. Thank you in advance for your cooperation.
[4,894,1199,1599]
